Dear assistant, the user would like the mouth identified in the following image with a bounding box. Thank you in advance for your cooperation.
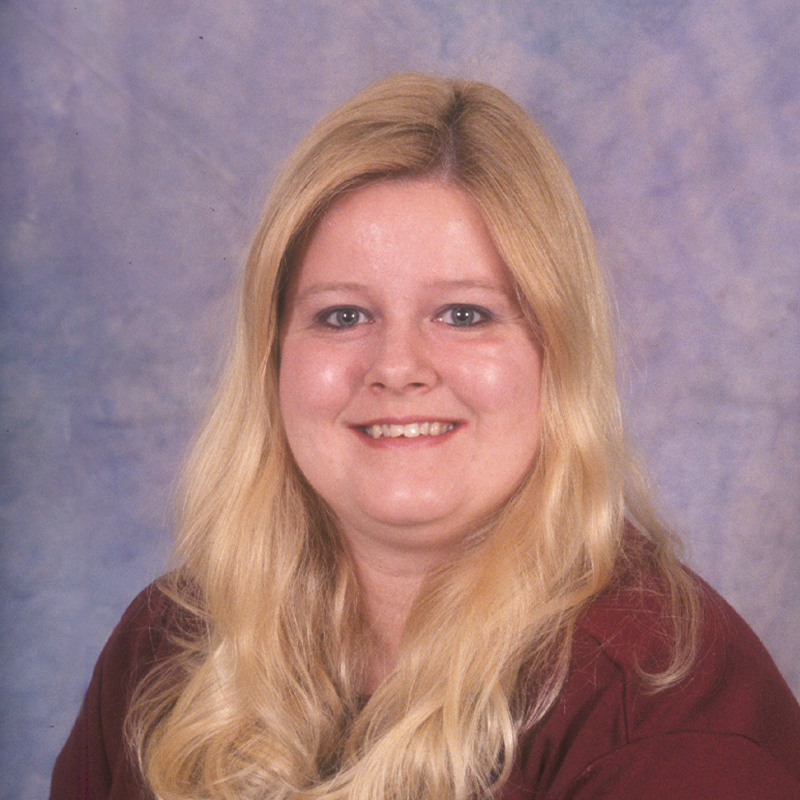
[357,421,458,439]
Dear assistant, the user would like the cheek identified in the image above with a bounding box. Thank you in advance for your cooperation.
[450,342,542,418]
[279,342,360,422]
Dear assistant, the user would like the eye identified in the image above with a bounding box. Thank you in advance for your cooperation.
[436,304,492,327]
[317,306,371,329]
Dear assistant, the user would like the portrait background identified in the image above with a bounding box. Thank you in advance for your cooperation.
[2,1,798,797]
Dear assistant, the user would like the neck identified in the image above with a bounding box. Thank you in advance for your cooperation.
[346,536,445,695]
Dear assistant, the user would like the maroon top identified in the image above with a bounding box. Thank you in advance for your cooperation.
[52,578,800,799]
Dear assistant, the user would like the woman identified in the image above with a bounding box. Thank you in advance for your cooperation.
[52,74,800,799]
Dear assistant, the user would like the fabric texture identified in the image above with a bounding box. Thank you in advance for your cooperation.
[51,577,800,800]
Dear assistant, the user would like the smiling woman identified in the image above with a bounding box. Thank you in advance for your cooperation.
[279,180,544,690]
[51,74,800,800]
[280,181,542,569]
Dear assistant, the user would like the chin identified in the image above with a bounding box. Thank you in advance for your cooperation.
[362,492,454,527]
[363,502,477,544]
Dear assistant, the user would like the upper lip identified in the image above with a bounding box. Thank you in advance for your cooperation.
[351,417,462,428]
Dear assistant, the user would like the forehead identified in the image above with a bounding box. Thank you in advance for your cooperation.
[291,178,514,292]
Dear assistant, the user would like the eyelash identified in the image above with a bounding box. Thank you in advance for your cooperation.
[316,306,371,329]
[314,304,494,329]
[434,304,493,327]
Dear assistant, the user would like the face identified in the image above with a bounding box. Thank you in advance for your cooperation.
[279,179,543,561]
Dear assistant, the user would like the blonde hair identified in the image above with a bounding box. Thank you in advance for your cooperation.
[128,73,700,800]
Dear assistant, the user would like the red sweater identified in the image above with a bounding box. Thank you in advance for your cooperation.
[51,578,800,799]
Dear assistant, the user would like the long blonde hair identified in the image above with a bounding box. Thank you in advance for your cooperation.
[128,73,700,800]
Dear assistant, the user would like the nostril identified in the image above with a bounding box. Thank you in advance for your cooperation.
[363,331,438,392]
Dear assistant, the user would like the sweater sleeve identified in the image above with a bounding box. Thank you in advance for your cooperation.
[499,578,800,800]
[50,586,172,800]
[557,731,800,800]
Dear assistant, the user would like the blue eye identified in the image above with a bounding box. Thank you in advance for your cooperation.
[318,307,370,328]
[437,305,492,326]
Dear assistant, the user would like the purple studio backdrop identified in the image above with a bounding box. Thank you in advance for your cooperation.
[2,1,799,797]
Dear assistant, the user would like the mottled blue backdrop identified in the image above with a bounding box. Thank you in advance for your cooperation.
[1,1,798,797]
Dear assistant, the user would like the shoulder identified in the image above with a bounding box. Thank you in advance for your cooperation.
[91,580,187,706]
[101,580,184,666]
[578,574,799,750]
[502,574,800,800]
[50,580,187,800]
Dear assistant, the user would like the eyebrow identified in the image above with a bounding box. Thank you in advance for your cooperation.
[427,279,512,295]
[295,282,366,299]
[295,279,513,303]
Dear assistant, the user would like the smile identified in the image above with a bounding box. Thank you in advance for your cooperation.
[360,422,457,439]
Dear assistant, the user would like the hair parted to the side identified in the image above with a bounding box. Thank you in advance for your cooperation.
[127,73,701,800]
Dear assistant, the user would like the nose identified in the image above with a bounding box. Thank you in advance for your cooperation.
[364,320,438,393]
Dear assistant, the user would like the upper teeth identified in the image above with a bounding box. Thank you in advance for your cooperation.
[365,422,455,439]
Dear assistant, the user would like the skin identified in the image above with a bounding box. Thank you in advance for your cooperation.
[279,178,543,688]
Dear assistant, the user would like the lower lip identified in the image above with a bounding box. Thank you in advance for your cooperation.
[351,424,461,448]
